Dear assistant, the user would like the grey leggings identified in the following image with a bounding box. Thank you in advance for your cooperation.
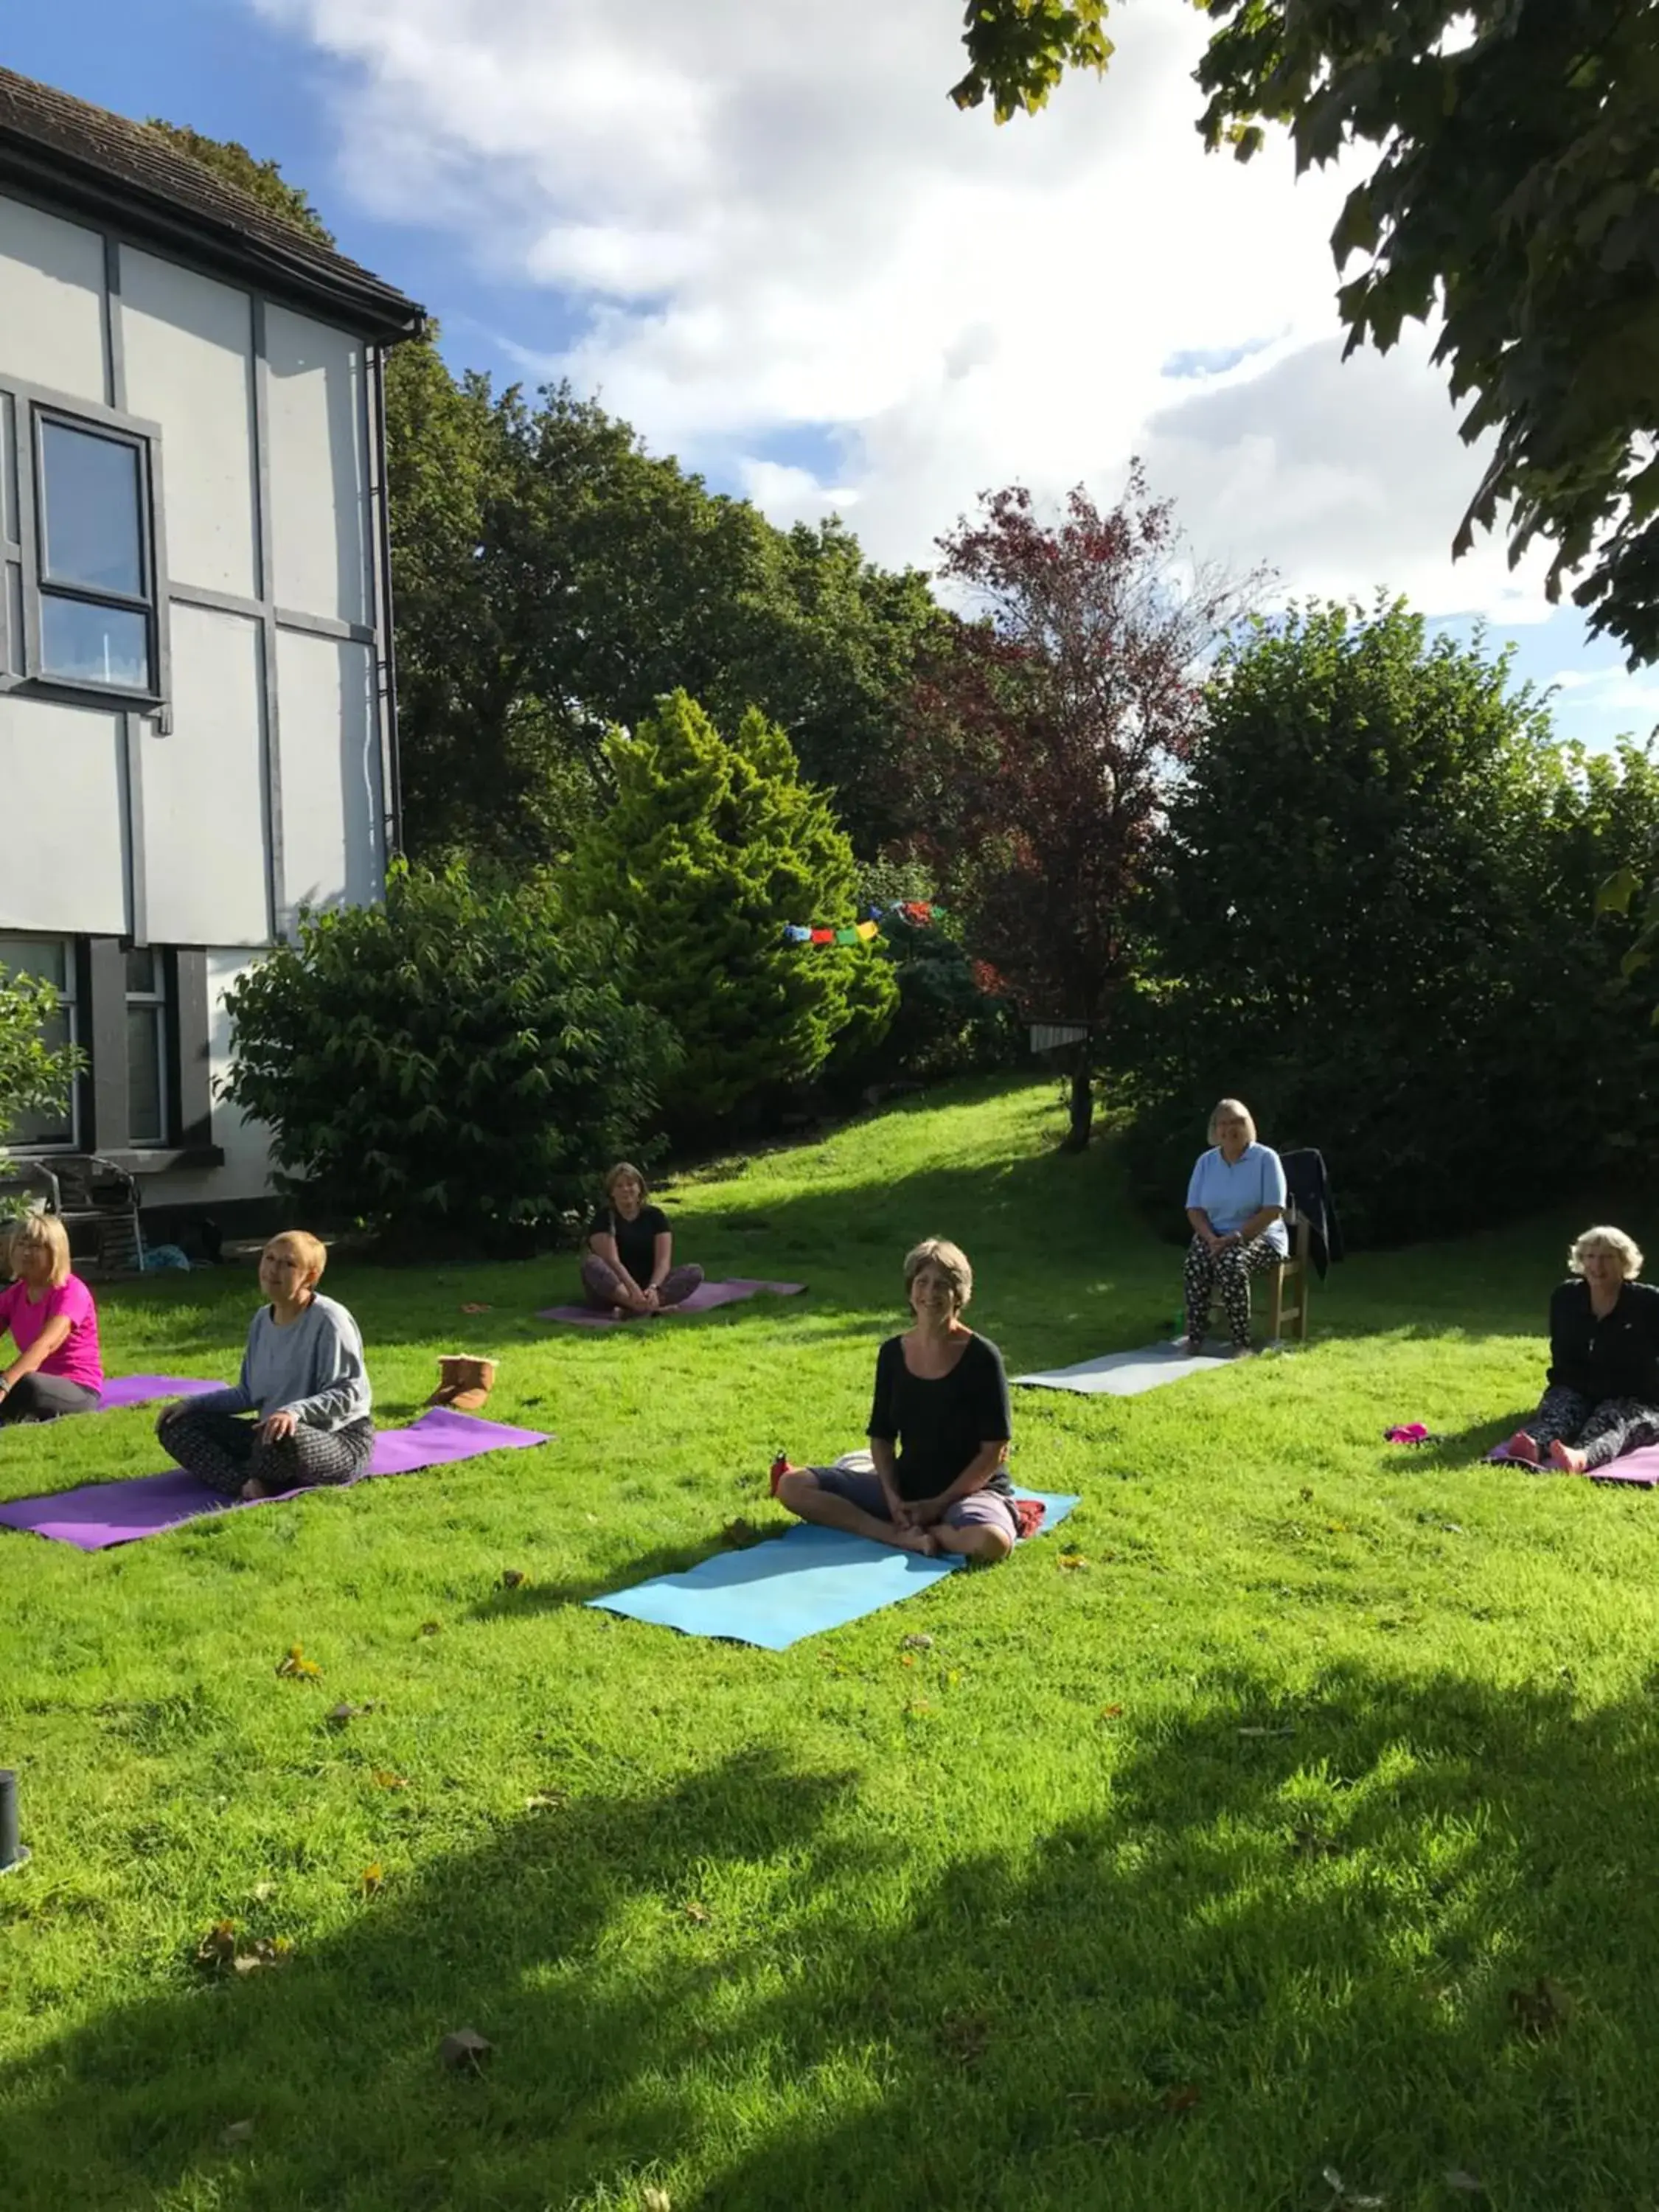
[580,1254,704,1310]
[157,1401,375,1497]
[0,1372,100,1424]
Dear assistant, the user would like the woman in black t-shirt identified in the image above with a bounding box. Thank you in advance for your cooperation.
[776,1237,1018,1562]
[580,1162,705,1318]
[1504,1224,1659,1471]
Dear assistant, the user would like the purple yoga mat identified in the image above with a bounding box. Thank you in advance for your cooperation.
[96,1375,226,1411]
[0,1408,552,1551]
[537,1278,807,1326]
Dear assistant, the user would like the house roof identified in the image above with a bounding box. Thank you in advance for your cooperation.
[0,68,425,344]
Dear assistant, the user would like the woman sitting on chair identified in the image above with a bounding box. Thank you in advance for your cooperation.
[1181,1097,1287,1357]
[1505,1226,1659,1472]
[776,1237,1018,1564]
[580,1163,704,1318]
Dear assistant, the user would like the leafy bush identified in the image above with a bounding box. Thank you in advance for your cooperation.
[562,690,897,1129]
[221,861,678,1241]
[1124,600,1659,1245]
[0,972,83,1195]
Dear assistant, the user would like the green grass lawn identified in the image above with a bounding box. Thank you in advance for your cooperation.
[4,1076,1659,2212]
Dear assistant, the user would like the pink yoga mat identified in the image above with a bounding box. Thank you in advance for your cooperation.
[537,1278,806,1326]
[1486,1440,1659,1487]
[96,1375,225,1411]
[0,1408,552,1551]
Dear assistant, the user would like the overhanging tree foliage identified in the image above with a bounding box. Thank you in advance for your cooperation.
[948,3,1659,667]
[905,468,1255,1150]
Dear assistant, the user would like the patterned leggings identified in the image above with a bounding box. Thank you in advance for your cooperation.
[580,1255,704,1311]
[157,1402,376,1498]
[1183,1234,1283,1347]
[1523,1386,1659,1470]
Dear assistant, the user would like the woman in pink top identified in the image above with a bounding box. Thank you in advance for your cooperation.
[0,1214,104,1425]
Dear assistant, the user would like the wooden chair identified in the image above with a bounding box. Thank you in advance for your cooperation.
[1208,1202,1312,1346]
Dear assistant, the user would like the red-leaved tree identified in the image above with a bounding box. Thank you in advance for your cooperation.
[905,467,1257,1150]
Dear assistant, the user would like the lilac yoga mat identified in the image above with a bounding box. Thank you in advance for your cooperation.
[1487,1439,1659,1488]
[0,1408,552,1551]
[96,1375,226,1412]
[537,1278,806,1326]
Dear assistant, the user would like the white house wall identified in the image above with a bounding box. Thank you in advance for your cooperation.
[149,947,277,1208]
[276,628,381,914]
[263,305,371,627]
[118,246,259,600]
[0,693,129,935]
[0,195,105,403]
[142,602,270,947]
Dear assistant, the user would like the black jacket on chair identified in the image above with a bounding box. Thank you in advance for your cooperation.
[1278,1149,1343,1279]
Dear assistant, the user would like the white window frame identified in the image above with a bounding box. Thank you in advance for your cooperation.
[0,934,81,1153]
[0,377,169,713]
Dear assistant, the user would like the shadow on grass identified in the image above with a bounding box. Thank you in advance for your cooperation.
[9,1663,1659,2209]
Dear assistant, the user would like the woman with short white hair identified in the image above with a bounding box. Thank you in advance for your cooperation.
[1180,1098,1287,1356]
[1506,1226,1659,1472]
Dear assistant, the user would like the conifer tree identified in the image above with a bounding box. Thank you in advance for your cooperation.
[563,692,896,1124]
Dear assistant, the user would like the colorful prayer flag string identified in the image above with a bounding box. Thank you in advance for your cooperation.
[779,900,949,946]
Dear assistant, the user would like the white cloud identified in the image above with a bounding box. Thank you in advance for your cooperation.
[257,0,1563,620]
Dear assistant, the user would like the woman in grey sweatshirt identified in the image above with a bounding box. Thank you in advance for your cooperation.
[156,1231,373,1500]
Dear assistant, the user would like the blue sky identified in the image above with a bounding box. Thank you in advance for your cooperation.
[10,0,1656,757]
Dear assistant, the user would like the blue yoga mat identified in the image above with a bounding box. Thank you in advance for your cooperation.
[587,1490,1080,1649]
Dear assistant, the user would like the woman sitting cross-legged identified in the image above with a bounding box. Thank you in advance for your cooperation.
[776,1237,1018,1565]
[1505,1226,1659,1474]
[0,1213,104,1425]
[1181,1096,1288,1357]
[156,1231,373,1501]
[580,1162,704,1318]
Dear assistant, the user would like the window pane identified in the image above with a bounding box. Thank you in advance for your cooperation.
[127,1005,164,1144]
[40,594,150,690]
[125,946,159,996]
[40,422,143,595]
[0,939,69,995]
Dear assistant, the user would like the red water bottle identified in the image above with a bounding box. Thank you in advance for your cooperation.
[769,1447,790,1497]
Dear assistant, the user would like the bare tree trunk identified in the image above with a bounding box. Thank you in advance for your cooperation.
[1062,1034,1093,1152]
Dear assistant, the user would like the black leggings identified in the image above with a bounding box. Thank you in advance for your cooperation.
[157,1402,375,1498]
[0,1373,100,1425]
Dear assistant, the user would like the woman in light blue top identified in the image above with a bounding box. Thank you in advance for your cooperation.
[1181,1098,1287,1354]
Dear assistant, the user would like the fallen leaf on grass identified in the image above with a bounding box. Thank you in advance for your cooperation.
[438,2027,493,2072]
[361,1863,384,1897]
[901,1633,933,1651]
[220,2120,255,2148]
[900,1653,917,1669]
[195,1920,238,1969]
[524,1791,566,1812]
[1099,1703,1124,1719]
[372,1770,410,1791]
[275,1644,321,1680]
[1321,2168,1385,2209]
[1058,1554,1091,1573]
[232,1938,292,1977]
[250,1881,276,1904]
[1508,1976,1573,2039]
[1161,2084,1200,2115]
[500,1568,528,1590]
[683,1900,710,1925]
[459,1302,493,1314]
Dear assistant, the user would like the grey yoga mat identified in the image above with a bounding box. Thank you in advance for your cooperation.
[1011,1340,1230,1397]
